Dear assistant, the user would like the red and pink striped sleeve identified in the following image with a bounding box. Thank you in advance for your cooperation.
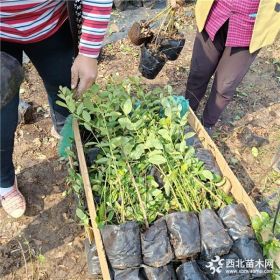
[79,0,113,58]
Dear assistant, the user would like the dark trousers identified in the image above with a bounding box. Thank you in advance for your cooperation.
[0,23,73,188]
[185,23,258,127]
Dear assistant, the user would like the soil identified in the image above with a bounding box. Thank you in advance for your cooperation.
[1,4,279,280]
[128,22,153,46]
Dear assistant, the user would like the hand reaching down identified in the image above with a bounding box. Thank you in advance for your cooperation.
[71,54,98,97]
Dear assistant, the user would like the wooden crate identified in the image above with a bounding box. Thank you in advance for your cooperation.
[73,108,261,280]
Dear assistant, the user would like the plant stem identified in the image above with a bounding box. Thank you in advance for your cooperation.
[125,158,149,228]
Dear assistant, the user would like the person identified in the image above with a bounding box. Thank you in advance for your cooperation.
[177,0,280,133]
[0,0,113,218]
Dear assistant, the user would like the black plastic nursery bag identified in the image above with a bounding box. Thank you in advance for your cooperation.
[218,204,255,240]
[101,221,142,269]
[165,212,201,259]
[199,209,233,260]
[141,219,174,267]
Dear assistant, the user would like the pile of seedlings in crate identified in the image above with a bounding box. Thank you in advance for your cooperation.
[128,5,185,79]
[59,77,273,279]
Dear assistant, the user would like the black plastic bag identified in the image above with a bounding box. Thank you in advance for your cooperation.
[0,51,24,109]
[197,252,250,280]
[195,149,222,176]
[113,267,144,280]
[165,212,200,259]
[85,147,100,167]
[143,264,177,280]
[139,44,167,79]
[198,253,250,280]
[141,219,174,267]
[131,0,142,8]
[113,0,128,10]
[184,126,202,148]
[159,38,185,61]
[218,204,255,241]
[231,237,267,278]
[199,209,233,259]
[84,238,101,276]
[176,261,209,280]
[150,166,164,188]
[101,221,142,269]
[197,258,215,280]
[215,252,250,280]
[142,0,157,8]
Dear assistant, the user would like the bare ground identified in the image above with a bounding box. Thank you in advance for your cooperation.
[1,10,279,280]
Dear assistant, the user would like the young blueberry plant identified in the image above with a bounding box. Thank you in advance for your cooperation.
[58,76,232,229]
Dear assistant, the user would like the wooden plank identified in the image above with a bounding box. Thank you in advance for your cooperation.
[188,108,261,219]
[73,119,111,280]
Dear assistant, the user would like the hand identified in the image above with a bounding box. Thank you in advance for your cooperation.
[170,0,177,8]
[71,54,98,97]
[169,0,184,9]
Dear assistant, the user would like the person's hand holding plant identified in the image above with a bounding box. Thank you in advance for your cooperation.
[71,54,98,97]
[169,0,184,9]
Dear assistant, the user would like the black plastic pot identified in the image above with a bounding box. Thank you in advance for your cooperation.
[199,209,233,260]
[139,44,167,79]
[159,37,185,61]
[176,261,208,280]
[231,237,267,278]
[113,267,144,280]
[165,212,201,259]
[218,204,255,241]
[143,264,177,280]
[101,221,142,269]
[84,238,101,276]
[141,219,174,267]
[198,252,251,280]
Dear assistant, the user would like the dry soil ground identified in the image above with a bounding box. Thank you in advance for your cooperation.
[1,6,279,280]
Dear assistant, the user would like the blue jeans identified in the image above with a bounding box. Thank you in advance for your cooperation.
[0,22,73,188]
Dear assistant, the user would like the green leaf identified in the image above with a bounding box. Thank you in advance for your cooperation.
[107,211,114,222]
[118,117,134,130]
[99,203,106,221]
[83,98,95,112]
[37,254,46,264]
[200,170,214,181]
[82,111,91,122]
[76,103,84,115]
[130,144,145,160]
[110,136,123,148]
[145,136,163,150]
[185,131,196,139]
[76,208,87,220]
[67,100,75,113]
[56,100,68,108]
[163,181,171,196]
[83,123,92,132]
[179,140,186,153]
[122,98,132,115]
[148,154,166,165]
[96,157,108,164]
[251,147,259,157]
[158,129,171,141]
[123,142,134,155]
[148,150,162,157]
